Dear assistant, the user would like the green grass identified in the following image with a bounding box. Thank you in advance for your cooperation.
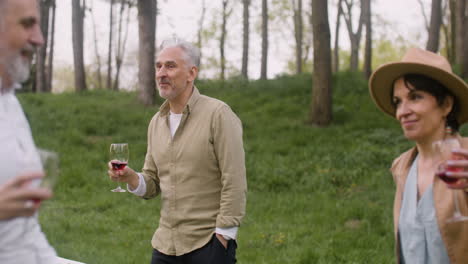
[18,73,467,263]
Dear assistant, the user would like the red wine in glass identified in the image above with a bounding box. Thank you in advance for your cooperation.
[111,161,128,170]
[109,143,129,193]
[436,171,460,184]
[433,137,468,222]
[436,153,464,184]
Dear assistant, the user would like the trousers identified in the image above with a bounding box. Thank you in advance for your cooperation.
[151,234,237,264]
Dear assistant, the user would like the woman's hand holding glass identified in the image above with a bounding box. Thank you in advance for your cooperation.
[433,138,468,222]
[444,148,468,189]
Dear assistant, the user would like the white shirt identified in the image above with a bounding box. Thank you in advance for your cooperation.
[0,89,57,263]
[398,156,450,264]
[128,111,238,240]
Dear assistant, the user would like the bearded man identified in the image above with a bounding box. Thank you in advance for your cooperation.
[0,0,57,263]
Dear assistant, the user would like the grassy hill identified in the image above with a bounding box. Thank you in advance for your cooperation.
[19,73,462,263]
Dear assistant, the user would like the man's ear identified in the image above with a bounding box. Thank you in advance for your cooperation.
[188,66,198,82]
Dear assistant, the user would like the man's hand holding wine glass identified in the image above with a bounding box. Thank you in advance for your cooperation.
[0,173,52,220]
[107,161,140,191]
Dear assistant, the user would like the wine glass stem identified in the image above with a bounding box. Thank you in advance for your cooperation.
[452,190,463,217]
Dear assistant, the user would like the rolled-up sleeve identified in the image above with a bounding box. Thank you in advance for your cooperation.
[212,105,247,228]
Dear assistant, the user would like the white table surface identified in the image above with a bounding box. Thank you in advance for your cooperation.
[56,257,86,264]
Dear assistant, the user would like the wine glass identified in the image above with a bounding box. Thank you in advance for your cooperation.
[36,149,60,191]
[433,138,468,223]
[109,143,128,193]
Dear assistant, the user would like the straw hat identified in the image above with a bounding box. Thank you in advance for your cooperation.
[369,48,468,124]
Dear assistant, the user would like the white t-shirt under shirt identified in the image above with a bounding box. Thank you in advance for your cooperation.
[169,111,183,137]
[128,111,238,241]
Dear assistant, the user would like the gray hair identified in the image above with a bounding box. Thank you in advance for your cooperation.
[157,38,201,68]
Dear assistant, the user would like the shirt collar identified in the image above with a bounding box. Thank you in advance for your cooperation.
[160,86,201,117]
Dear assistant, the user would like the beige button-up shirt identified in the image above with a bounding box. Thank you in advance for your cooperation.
[140,87,247,256]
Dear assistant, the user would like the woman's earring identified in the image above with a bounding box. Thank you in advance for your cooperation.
[445,125,453,135]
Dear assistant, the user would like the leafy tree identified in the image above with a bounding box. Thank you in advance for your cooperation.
[341,0,365,72]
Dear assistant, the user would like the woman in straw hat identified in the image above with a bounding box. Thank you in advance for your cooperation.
[369,47,468,264]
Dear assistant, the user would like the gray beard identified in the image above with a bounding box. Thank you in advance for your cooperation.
[0,54,30,92]
[8,54,31,83]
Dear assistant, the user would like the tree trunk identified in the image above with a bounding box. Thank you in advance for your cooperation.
[455,0,465,67]
[333,0,343,73]
[417,0,430,31]
[303,6,313,66]
[363,0,372,79]
[448,0,456,64]
[72,0,87,92]
[261,0,268,80]
[241,0,250,79]
[302,6,312,66]
[440,0,451,60]
[107,0,114,90]
[342,0,364,71]
[426,0,442,52]
[309,0,332,126]
[154,0,158,46]
[36,0,50,93]
[293,0,303,74]
[197,0,206,65]
[46,0,55,92]
[137,0,156,105]
[113,0,126,91]
[91,0,103,89]
[220,0,229,81]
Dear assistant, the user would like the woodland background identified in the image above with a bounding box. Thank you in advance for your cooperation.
[17,0,468,263]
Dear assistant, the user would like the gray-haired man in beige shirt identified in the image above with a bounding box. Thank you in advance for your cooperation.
[108,38,247,264]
